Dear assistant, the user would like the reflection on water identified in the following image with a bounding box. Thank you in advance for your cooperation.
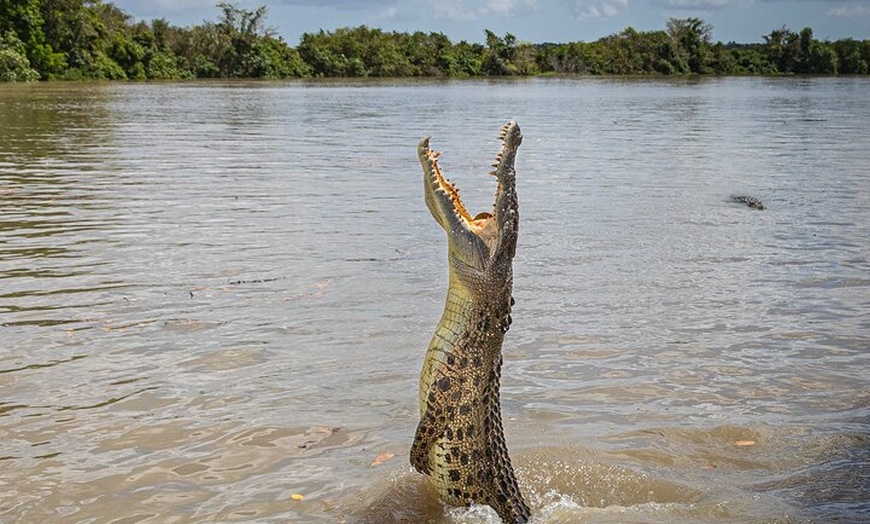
[1,78,868,523]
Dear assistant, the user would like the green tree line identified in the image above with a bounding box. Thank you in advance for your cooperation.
[2,1,868,81]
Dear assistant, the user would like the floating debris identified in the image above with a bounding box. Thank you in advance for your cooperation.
[370,452,395,467]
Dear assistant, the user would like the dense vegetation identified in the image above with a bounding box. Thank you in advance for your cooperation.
[1,1,868,81]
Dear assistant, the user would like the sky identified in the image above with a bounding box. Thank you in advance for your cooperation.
[110,0,870,45]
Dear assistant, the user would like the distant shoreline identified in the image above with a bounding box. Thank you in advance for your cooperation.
[2,3,867,82]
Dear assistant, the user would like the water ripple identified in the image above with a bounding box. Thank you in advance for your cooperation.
[1,77,868,523]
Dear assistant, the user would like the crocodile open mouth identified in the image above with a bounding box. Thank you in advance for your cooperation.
[418,122,521,233]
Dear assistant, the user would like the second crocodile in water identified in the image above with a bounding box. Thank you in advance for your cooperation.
[410,121,531,523]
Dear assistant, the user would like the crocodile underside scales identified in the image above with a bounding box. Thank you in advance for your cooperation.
[410,122,530,524]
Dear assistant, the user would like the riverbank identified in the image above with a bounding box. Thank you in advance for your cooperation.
[2,3,868,83]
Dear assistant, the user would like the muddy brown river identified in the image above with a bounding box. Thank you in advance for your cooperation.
[1,77,868,523]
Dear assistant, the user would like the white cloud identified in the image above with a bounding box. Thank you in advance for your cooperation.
[429,0,538,21]
[274,0,398,7]
[111,0,215,19]
[487,0,516,14]
[572,0,629,19]
[486,0,538,16]
[826,3,870,17]
[433,0,480,21]
[666,0,732,7]
[373,6,399,19]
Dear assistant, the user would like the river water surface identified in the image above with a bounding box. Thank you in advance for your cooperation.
[1,77,868,523]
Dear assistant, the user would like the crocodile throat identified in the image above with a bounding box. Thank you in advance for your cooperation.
[410,121,530,524]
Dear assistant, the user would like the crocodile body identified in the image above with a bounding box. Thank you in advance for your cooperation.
[410,122,530,524]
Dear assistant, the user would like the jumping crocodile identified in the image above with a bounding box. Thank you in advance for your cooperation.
[410,121,531,524]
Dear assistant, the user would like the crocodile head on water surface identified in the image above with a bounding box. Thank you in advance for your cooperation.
[411,122,531,524]
[729,195,765,210]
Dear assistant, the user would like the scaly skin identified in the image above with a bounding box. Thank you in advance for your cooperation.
[410,122,530,524]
